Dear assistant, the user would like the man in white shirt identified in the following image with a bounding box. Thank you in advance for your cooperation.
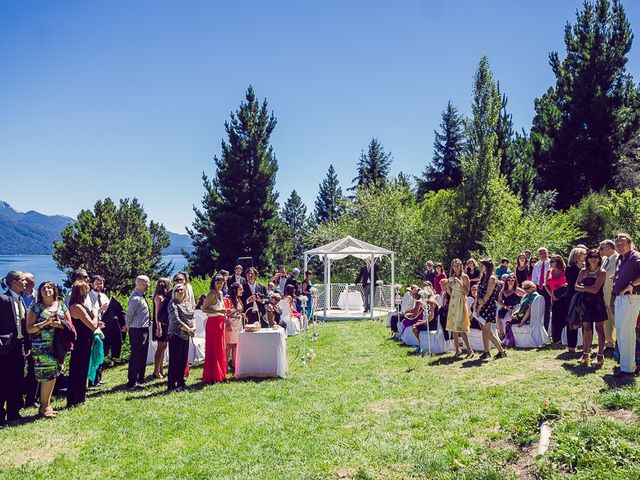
[531,247,551,331]
[599,239,619,349]
[88,275,109,385]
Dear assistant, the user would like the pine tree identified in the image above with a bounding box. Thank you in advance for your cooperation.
[496,83,515,184]
[531,0,638,208]
[449,56,503,260]
[416,102,465,197]
[314,164,346,223]
[281,190,309,261]
[188,86,279,276]
[351,138,392,190]
[509,130,537,209]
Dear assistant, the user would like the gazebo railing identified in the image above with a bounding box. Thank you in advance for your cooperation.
[313,283,393,311]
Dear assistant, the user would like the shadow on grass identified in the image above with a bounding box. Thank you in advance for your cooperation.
[556,351,581,361]
[461,357,485,368]
[601,373,637,389]
[560,362,594,377]
[429,355,460,366]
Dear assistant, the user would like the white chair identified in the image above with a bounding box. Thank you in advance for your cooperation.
[401,326,420,347]
[512,295,551,348]
[419,321,452,354]
[146,339,168,365]
[467,325,487,351]
[189,337,206,363]
[387,292,415,327]
[278,300,301,336]
[194,310,207,337]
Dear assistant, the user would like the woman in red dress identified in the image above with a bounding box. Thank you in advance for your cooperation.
[201,275,228,383]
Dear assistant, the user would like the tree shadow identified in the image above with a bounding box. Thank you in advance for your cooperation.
[560,362,593,377]
[601,373,637,389]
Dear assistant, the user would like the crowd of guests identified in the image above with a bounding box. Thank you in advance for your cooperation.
[406,234,640,376]
[0,263,315,425]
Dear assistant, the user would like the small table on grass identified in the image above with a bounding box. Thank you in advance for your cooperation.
[235,328,288,379]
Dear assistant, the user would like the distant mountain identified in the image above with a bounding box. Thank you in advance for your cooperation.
[0,201,193,255]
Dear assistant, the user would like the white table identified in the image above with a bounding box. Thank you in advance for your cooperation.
[235,328,288,379]
[338,291,364,311]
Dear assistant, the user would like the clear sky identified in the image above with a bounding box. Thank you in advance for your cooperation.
[2,0,640,233]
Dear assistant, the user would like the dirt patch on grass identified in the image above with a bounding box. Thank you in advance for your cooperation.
[0,432,77,468]
[601,408,640,423]
[513,445,538,480]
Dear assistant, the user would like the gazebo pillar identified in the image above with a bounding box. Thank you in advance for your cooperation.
[370,253,374,320]
[323,254,328,321]
[390,253,395,309]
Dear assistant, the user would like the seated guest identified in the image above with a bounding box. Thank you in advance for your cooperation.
[284,285,302,319]
[503,281,539,347]
[389,285,418,334]
[26,281,71,418]
[496,274,525,336]
[266,293,287,329]
[433,264,446,295]
[398,289,424,333]
[412,286,439,341]
[496,258,511,278]
[167,284,195,391]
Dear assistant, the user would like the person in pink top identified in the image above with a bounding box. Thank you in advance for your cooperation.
[545,254,569,344]
[433,264,446,295]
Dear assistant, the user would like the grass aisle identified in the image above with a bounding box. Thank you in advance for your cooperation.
[1,321,639,479]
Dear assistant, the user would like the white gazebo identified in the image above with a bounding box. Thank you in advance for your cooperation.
[303,236,395,321]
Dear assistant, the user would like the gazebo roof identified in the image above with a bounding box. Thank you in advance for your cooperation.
[304,235,393,260]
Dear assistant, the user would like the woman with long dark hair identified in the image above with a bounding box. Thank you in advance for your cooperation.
[152,277,171,379]
[167,284,195,391]
[545,254,569,346]
[515,254,530,286]
[446,259,473,358]
[476,259,507,360]
[226,282,244,371]
[67,280,97,407]
[201,275,227,383]
[565,247,586,353]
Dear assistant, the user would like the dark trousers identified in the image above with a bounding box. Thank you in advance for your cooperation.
[168,335,189,390]
[363,285,371,312]
[390,313,400,333]
[23,353,38,405]
[67,334,92,407]
[127,327,149,386]
[0,340,25,422]
[551,296,569,344]
[538,287,552,331]
[103,320,123,359]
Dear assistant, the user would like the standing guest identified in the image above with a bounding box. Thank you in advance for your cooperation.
[433,264,446,296]
[21,272,37,408]
[465,259,481,287]
[226,282,245,371]
[285,268,301,296]
[201,275,227,383]
[495,258,512,278]
[355,259,377,314]
[599,239,619,350]
[611,233,640,377]
[124,275,151,390]
[497,274,525,336]
[271,265,288,294]
[423,261,435,285]
[514,254,530,286]
[152,278,171,379]
[219,270,230,296]
[229,265,247,291]
[167,284,195,391]
[65,269,92,309]
[301,270,314,319]
[545,254,569,346]
[438,278,450,341]
[242,268,268,327]
[532,248,551,330]
[179,272,196,309]
[575,249,607,367]
[446,259,474,358]
[67,280,97,407]
[25,281,70,418]
[87,275,109,386]
[476,259,507,360]
[565,247,587,352]
[527,256,538,280]
[524,250,532,263]
[0,271,29,425]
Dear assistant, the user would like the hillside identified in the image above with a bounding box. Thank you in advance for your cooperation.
[0,201,193,255]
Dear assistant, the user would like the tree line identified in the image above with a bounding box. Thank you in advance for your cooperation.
[53,0,640,290]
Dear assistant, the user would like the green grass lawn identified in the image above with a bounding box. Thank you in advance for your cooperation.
[1,321,639,479]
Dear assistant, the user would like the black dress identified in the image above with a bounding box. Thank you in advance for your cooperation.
[68,305,94,407]
[515,266,529,286]
[581,275,607,323]
[478,279,498,323]
[152,295,168,342]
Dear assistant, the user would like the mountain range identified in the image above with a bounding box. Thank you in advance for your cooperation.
[0,201,193,255]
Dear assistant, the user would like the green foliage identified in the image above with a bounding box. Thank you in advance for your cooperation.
[314,164,346,223]
[188,86,279,276]
[417,101,465,196]
[278,189,310,264]
[604,188,640,240]
[351,137,392,190]
[52,198,170,293]
[568,191,613,247]
[531,0,638,208]
[508,130,536,209]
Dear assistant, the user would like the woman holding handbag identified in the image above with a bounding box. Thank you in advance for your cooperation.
[545,254,569,346]
[564,247,586,352]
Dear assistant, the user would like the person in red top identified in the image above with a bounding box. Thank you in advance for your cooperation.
[545,254,569,345]
[433,264,446,296]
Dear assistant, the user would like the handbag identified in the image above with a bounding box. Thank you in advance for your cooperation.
[566,292,585,331]
[0,332,15,356]
[554,285,568,299]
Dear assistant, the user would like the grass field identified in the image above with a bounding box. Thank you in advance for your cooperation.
[0,320,639,479]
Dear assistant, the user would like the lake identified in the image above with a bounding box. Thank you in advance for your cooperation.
[0,254,188,287]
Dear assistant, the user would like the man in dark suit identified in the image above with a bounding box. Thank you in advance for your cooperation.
[0,271,29,425]
[355,259,378,313]
[228,265,247,291]
[241,267,268,327]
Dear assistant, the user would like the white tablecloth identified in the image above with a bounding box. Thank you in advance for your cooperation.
[337,291,364,311]
[235,328,288,379]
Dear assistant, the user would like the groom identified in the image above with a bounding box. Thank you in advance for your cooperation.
[355,259,377,313]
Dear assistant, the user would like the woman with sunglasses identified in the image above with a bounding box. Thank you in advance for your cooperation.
[545,254,569,346]
[503,281,539,347]
[201,275,227,383]
[167,284,195,391]
[476,259,507,360]
[515,254,530,286]
[497,274,525,337]
[574,249,607,367]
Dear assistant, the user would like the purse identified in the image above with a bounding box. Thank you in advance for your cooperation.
[554,285,568,299]
[0,332,15,356]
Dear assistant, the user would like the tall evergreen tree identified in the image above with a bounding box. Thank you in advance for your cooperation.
[281,190,309,261]
[449,56,503,260]
[351,138,392,190]
[496,83,515,184]
[314,164,346,223]
[188,86,279,275]
[509,130,537,209]
[531,0,637,208]
[416,102,465,197]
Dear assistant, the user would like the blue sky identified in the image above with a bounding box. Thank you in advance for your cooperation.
[1,0,640,233]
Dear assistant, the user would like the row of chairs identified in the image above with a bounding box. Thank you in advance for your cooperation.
[388,292,555,354]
